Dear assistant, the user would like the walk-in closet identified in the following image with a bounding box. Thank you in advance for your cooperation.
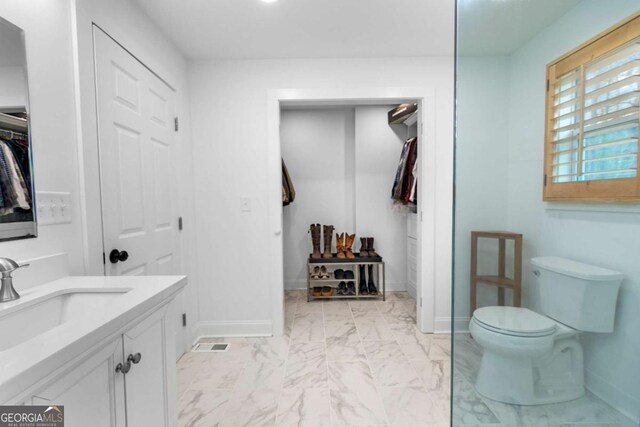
[281,102,420,312]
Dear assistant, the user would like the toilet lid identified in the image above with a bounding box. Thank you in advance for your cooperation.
[473,306,558,337]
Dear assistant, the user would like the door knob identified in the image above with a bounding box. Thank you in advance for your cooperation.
[127,353,142,364]
[109,249,129,264]
[115,361,131,374]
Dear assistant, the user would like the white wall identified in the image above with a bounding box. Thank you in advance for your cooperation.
[454,56,511,324]
[281,105,412,291]
[0,1,86,288]
[188,56,454,335]
[72,0,197,349]
[0,66,26,108]
[354,105,410,291]
[281,108,356,289]
[504,1,640,422]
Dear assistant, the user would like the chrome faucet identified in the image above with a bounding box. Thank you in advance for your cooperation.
[0,258,29,303]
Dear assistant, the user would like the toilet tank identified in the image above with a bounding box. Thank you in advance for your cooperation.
[530,256,623,333]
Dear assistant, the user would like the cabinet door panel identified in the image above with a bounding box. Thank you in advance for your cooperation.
[123,305,174,426]
[31,339,125,427]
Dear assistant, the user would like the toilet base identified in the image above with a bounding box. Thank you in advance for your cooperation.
[474,335,585,405]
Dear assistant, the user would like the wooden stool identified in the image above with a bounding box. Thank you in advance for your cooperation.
[470,231,523,316]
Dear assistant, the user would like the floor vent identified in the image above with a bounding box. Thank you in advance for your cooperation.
[192,343,230,353]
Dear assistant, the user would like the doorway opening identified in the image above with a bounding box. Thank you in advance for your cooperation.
[266,88,450,337]
[281,103,419,321]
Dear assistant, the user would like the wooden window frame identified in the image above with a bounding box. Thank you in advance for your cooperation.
[544,11,640,203]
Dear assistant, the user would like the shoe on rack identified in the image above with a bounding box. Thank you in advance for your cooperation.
[344,234,356,259]
[319,265,330,279]
[336,282,347,295]
[344,270,354,280]
[358,265,368,295]
[321,286,333,296]
[336,233,346,258]
[310,224,322,259]
[367,237,379,257]
[311,266,321,279]
[359,237,369,257]
[312,286,322,297]
[346,281,356,296]
[367,264,378,294]
[334,269,345,280]
[322,225,335,258]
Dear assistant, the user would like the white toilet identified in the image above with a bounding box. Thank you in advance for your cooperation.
[469,256,623,405]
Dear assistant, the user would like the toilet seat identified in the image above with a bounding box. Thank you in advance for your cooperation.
[473,306,558,337]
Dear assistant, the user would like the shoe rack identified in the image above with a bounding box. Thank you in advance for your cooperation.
[307,254,386,302]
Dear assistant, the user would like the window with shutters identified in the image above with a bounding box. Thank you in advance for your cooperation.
[544,12,640,202]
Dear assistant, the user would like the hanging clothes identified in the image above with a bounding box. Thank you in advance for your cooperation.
[3,137,31,186]
[391,137,418,207]
[282,158,296,206]
[0,139,31,215]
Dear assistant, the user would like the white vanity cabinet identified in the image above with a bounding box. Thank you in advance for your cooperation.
[122,304,176,427]
[29,304,175,427]
[31,338,126,427]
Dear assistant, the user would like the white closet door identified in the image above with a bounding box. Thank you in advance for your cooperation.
[93,28,178,277]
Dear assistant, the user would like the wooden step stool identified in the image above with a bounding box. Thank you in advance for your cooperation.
[470,231,523,316]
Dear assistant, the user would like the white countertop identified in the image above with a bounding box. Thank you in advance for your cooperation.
[0,275,186,403]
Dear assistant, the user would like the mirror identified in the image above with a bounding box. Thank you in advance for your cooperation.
[0,17,35,241]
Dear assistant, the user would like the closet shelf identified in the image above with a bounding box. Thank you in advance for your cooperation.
[306,294,382,300]
[308,254,383,263]
[388,103,418,126]
[403,111,418,127]
[307,258,386,302]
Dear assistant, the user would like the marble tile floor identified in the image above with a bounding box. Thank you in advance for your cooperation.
[176,292,634,427]
[177,290,451,427]
[452,334,636,427]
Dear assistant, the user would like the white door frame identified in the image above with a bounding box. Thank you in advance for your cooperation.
[267,87,450,335]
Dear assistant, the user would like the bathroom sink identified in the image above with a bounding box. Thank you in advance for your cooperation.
[0,289,130,352]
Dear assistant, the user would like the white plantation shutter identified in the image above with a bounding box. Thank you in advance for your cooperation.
[544,13,640,202]
[551,67,582,183]
[582,39,639,181]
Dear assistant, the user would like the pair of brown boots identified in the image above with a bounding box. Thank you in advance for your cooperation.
[310,224,334,259]
[359,237,379,257]
[336,233,355,259]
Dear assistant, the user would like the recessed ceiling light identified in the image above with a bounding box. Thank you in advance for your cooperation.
[261,0,278,3]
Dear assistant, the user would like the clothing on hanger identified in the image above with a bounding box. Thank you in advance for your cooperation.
[391,137,418,207]
[0,139,32,216]
[282,158,296,206]
[2,136,31,186]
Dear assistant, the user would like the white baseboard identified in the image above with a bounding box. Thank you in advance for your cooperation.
[285,281,306,290]
[586,369,639,426]
[434,316,470,334]
[194,320,273,338]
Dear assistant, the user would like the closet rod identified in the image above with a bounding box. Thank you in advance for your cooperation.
[0,112,27,132]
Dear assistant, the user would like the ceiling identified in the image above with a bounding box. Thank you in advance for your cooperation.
[458,0,582,55]
[133,0,454,60]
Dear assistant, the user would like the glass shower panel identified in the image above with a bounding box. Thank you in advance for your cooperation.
[452,1,638,426]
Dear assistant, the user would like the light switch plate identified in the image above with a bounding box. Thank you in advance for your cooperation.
[36,191,72,225]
